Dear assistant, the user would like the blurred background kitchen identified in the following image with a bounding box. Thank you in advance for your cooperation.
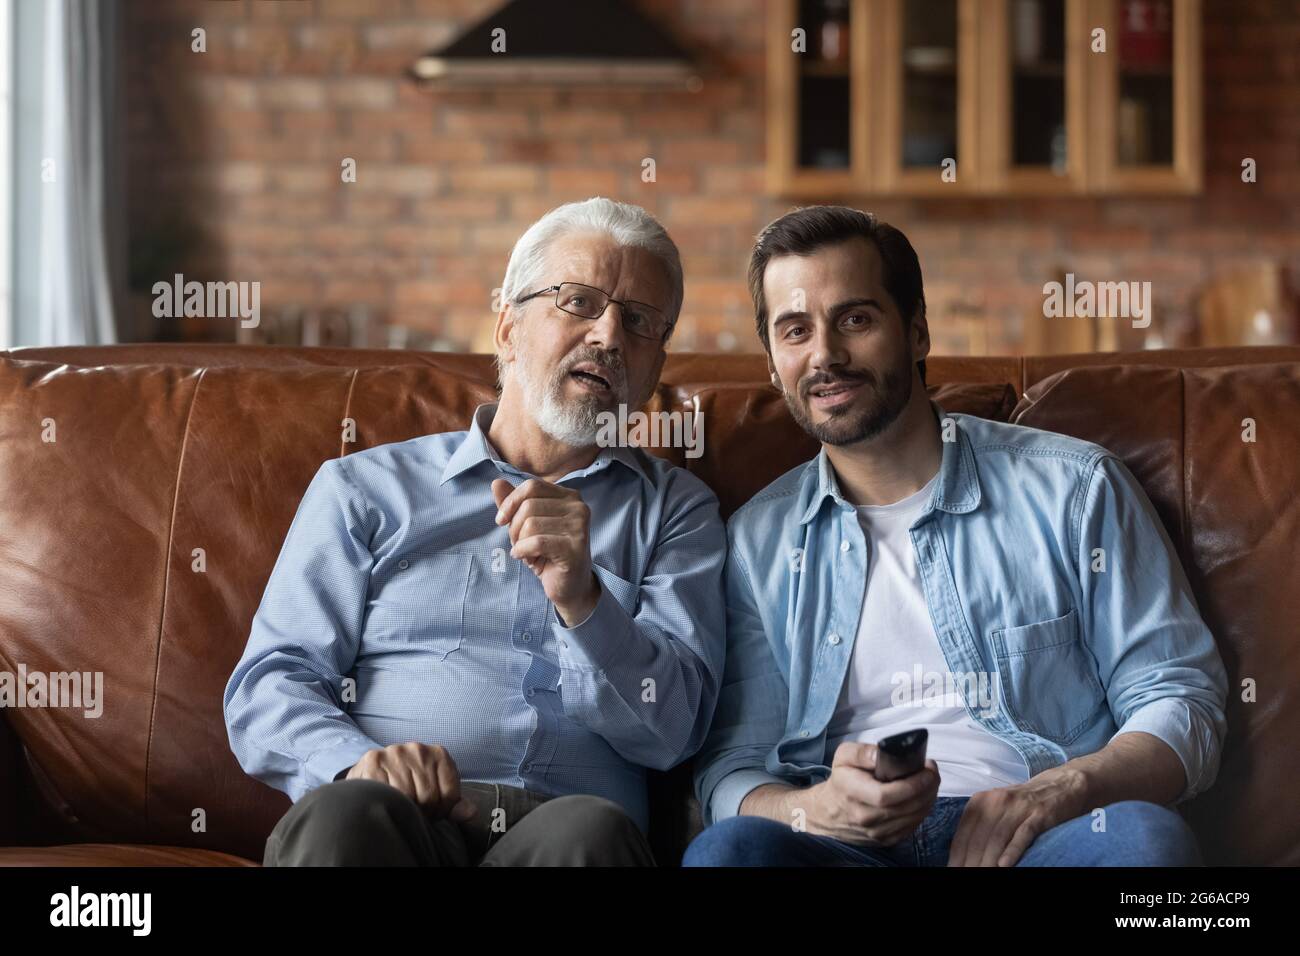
[2,0,1297,355]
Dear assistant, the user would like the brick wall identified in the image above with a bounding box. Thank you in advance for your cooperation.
[125,0,1300,354]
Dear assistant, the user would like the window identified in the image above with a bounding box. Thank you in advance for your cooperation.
[0,0,11,348]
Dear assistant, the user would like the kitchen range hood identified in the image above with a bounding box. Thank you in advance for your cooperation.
[410,0,697,88]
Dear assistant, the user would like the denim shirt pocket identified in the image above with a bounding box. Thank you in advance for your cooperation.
[991,607,1105,745]
[365,551,472,660]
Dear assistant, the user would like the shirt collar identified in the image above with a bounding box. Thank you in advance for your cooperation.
[797,399,982,524]
[439,402,655,488]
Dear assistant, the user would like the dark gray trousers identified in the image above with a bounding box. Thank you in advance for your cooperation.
[263,779,656,867]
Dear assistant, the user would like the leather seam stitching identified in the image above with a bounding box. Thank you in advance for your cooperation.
[340,367,359,458]
[144,366,206,831]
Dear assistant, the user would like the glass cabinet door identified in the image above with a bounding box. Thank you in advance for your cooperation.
[902,0,959,169]
[1087,0,1202,192]
[981,0,1088,192]
[768,0,870,194]
[877,0,979,193]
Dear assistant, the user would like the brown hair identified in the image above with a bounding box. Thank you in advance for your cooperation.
[747,206,927,385]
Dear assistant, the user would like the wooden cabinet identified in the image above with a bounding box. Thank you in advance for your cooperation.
[767,0,1201,196]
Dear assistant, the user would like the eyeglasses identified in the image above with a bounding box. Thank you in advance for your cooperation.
[517,282,672,343]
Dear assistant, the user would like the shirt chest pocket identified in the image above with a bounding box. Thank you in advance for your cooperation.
[991,607,1105,745]
[365,551,473,660]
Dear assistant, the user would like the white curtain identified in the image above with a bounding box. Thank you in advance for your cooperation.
[38,0,119,345]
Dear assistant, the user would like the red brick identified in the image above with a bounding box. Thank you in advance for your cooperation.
[546,167,624,198]
[259,77,327,109]
[319,0,404,19]
[1068,227,1152,251]
[441,108,533,137]
[655,138,744,164]
[410,196,503,220]
[349,107,437,135]
[208,108,273,135]
[328,78,398,109]
[668,197,758,225]
[394,278,489,308]
[700,165,766,194]
[322,278,391,305]
[143,0,247,21]
[362,20,457,50]
[469,223,529,254]
[249,0,316,21]
[400,134,488,163]
[538,111,629,137]
[234,195,336,221]
[629,166,698,195]
[211,161,269,193]
[272,164,338,193]
[448,165,539,193]
[627,109,717,134]
[341,194,404,222]
[350,163,440,195]
[406,0,498,16]
[509,196,569,223]
[277,109,339,134]
[191,76,259,109]
[381,224,467,254]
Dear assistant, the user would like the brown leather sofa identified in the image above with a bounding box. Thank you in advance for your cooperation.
[1,343,1297,866]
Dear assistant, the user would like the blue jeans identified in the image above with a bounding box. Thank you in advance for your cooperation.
[682,797,1203,866]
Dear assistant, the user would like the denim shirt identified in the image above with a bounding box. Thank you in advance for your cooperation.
[694,401,1228,824]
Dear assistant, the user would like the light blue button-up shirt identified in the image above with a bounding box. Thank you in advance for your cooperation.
[695,401,1228,825]
[224,402,726,833]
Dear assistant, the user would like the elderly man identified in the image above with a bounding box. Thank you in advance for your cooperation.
[225,197,725,866]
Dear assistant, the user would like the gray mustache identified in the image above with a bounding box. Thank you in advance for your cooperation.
[563,350,628,391]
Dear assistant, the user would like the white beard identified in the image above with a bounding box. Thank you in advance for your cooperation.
[509,349,605,448]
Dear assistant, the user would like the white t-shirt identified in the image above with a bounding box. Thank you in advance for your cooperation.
[824,470,1029,796]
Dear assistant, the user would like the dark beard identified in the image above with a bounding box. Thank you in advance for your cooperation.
[783,355,914,447]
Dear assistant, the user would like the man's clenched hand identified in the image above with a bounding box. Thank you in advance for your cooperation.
[343,742,477,823]
[492,477,601,626]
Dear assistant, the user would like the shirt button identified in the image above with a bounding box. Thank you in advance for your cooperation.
[560,640,569,649]
[840,541,850,552]
[397,559,409,570]
[799,730,810,738]
[521,632,531,642]
[828,633,841,645]
[527,689,535,698]
[522,763,533,773]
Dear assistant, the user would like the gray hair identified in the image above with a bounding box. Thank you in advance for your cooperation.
[499,196,684,330]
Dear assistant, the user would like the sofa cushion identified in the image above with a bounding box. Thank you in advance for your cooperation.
[1013,362,1300,865]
